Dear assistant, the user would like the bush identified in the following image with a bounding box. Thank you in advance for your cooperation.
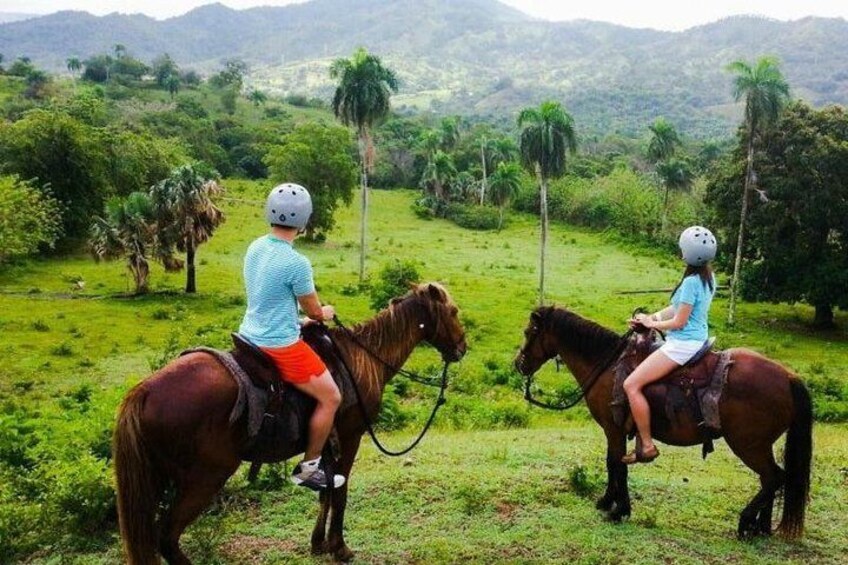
[445,203,500,231]
[369,259,421,312]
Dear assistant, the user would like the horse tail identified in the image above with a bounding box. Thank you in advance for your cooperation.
[778,377,813,539]
[113,385,160,564]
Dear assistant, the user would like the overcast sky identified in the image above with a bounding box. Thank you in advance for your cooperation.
[5,0,848,31]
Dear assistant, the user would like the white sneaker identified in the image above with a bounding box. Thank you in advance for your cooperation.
[291,459,346,491]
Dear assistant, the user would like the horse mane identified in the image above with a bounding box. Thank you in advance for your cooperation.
[544,307,623,361]
[330,283,454,390]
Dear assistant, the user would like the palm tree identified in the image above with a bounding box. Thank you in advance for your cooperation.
[518,101,577,305]
[418,129,442,164]
[420,150,456,202]
[439,116,461,151]
[90,192,156,294]
[480,136,519,204]
[150,165,225,294]
[330,47,399,282]
[164,75,180,99]
[248,89,268,107]
[725,57,790,325]
[647,117,681,163]
[489,162,523,230]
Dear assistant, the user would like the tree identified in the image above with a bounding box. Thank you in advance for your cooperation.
[89,192,156,294]
[248,89,268,107]
[725,56,790,325]
[330,47,399,282]
[264,122,357,240]
[212,59,248,91]
[0,109,109,242]
[647,117,681,163]
[65,57,82,90]
[152,53,179,87]
[518,101,577,305]
[150,165,225,293]
[480,136,518,204]
[439,116,462,151]
[0,176,62,265]
[488,162,523,230]
[420,150,456,201]
[165,75,180,99]
[707,102,848,327]
[220,87,238,114]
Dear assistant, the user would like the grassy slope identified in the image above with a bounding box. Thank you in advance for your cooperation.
[1,183,846,563]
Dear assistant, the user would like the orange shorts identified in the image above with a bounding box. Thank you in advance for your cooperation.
[260,340,327,384]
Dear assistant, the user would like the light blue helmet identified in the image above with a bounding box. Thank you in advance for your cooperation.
[679,226,717,267]
[265,183,312,230]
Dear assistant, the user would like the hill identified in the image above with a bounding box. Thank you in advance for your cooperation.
[2,1,848,137]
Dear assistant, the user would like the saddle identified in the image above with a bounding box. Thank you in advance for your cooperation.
[228,324,355,463]
[612,330,733,458]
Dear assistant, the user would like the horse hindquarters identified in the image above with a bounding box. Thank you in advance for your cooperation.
[114,386,161,565]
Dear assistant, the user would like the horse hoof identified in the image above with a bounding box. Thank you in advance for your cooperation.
[311,541,329,555]
[333,545,355,563]
[596,496,614,512]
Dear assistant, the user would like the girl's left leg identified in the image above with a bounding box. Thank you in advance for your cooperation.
[622,349,680,459]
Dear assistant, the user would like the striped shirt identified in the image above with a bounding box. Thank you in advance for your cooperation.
[238,235,315,347]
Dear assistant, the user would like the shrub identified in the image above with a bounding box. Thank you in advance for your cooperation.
[369,260,421,312]
[445,203,500,230]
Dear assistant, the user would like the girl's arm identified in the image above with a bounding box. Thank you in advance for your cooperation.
[652,306,675,321]
[646,303,692,331]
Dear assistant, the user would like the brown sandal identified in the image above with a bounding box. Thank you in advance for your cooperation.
[622,443,660,465]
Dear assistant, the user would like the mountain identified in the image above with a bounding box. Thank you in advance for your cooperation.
[0,12,38,24]
[2,0,847,138]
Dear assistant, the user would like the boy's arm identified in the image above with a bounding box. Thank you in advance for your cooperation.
[297,292,333,321]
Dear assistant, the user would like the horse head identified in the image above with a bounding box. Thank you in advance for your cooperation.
[397,283,467,363]
[514,306,559,376]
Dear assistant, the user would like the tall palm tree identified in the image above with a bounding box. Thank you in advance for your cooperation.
[90,192,156,294]
[489,162,523,230]
[725,57,790,325]
[519,101,577,305]
[150,165,225,293]
[330,47,399,282]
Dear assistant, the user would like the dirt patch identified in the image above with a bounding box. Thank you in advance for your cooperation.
[219,535,302,564]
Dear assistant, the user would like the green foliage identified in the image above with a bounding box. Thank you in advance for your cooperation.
[706,102,848,325]
[330,47,399,133]
[0,175,62,264]
[264,122,357,239]
[518,100,577,181]
[445,203,500,231]
[0,109,110,243]
[369,259,421,311]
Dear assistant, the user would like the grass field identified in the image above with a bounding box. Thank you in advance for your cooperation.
[1,182,846,563]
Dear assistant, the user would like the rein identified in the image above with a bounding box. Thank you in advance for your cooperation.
[328,316,451,457]
[522,308,646,411]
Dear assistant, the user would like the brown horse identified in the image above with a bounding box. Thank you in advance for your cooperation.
[113,283,466,564]
[514,306,812,539]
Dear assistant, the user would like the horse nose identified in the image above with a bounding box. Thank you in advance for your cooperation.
[456,339,467,359]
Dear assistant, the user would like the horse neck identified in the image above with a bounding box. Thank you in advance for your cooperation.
[550,313,622,389]
[335,301,424,393]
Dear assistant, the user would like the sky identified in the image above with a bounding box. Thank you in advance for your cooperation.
[4,0,848,31]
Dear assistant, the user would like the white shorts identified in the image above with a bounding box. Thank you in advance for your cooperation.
[659,338,706,365]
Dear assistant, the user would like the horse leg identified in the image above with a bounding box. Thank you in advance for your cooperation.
[724,436,784,540]
[598,428,630,521]
[327,433,362,562]
[310,490,332,555]
[159,464,238,565]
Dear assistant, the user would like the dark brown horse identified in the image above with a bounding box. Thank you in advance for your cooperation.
[514,306,812,539]
[113,283,466,564]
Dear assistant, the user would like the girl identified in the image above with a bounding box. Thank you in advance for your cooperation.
[622,226,718,464]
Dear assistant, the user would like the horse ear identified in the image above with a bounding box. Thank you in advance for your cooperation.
[427,283,444,302]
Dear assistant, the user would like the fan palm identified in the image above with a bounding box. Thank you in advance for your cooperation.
[330,47,399,282]
[150,165,225,293]
[489,162,523,230]
[725,57,790,325]
[518,101,577,305]
[89,192,156,294]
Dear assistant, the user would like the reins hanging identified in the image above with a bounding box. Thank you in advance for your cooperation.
[328,316,451,456]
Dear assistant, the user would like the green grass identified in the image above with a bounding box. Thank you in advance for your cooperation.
[1,182,846,563]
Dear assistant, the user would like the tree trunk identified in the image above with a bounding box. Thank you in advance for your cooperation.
[185,237,196,294]
[131,256,149,295]
[480,140,487,205]
[814,304,835,328]
[358,133,369,283]
[537,163,547,307]
[728,130,755,326]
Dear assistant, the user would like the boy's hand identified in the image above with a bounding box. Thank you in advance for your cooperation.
[321,305,336,321]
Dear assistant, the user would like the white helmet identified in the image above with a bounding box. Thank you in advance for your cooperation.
[265,183,312,230]
[679,226,717,266]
